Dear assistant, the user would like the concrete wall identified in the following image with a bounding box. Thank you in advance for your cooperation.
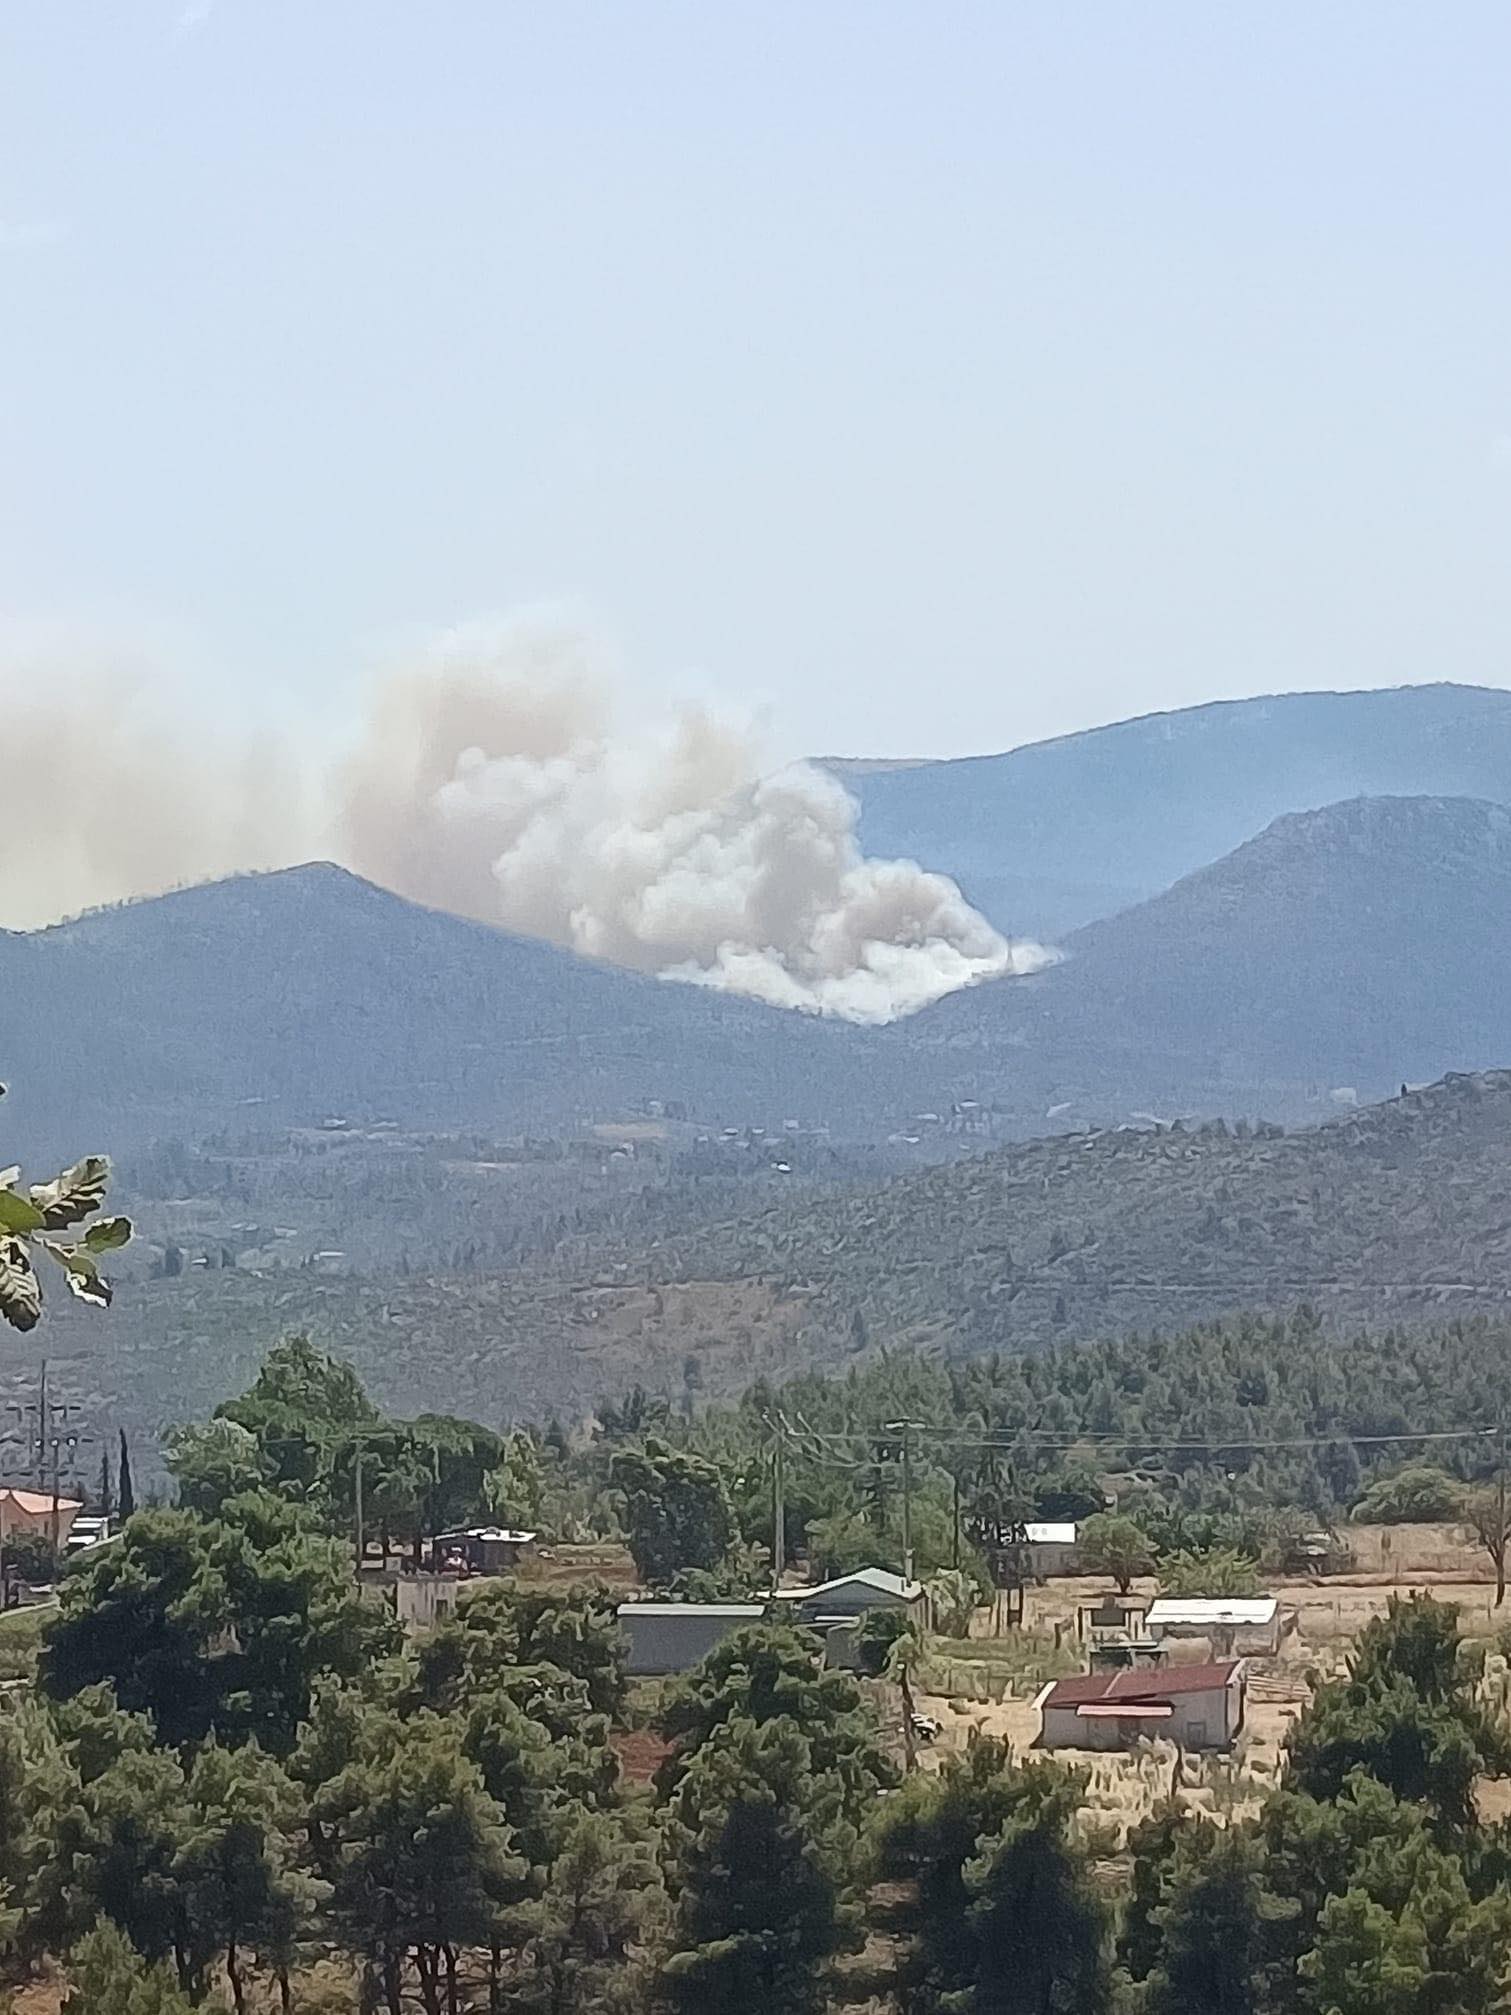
[1157,1621,1281,1658]
[394,1576,465,1633]
[1023,1541,1079,1580]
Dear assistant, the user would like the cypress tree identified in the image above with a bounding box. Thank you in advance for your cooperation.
[117,1431,135,1522]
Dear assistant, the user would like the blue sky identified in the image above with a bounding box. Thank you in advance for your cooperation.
[4,2,1511,759]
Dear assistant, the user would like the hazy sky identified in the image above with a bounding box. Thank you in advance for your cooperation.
[5,2,1511,761]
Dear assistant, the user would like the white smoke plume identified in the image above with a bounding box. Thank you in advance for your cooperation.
[339,621,1051,1022]
[1,615,1050,1021]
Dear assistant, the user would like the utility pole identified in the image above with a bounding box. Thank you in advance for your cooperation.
[354,1444,365,1579]
[952,1468,961,1570]
[49,1434,61,1556]
[769,1414,786,1595]
[1498,1415,1507,1610]
[886,1419,921,1585]
[901,1422,914,1585]
[35,1360,47,1483]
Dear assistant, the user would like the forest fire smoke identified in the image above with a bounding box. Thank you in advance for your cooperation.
[338,622,1049,1023]
[3,619,1048,1022]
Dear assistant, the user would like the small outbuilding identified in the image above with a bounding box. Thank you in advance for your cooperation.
[432,1527,538,1575]
[617,1602,766,1677]
[0,1488,82,1547]
[393,1573,466,1634]
[1145,1596,1286,1658]
[1038,1659,1247,1753]
[1022,1522,1079,1578]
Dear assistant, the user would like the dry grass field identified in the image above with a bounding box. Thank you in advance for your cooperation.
[908,1520,1511,1842]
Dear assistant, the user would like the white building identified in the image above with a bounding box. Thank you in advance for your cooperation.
[1145,1596,1285,1657]
[1022,1522,1080,1578]
[1038,1659,1247,1753]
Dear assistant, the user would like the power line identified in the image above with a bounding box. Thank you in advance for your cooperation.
[759,1422,1501,1457]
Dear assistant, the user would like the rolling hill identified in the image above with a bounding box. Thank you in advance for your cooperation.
[0,863,926,1162]
[8,794,1511,1166]
[906,794,1511,1126]
[838,683,1511,938]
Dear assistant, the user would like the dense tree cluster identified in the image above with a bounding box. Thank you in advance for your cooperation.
[659,1316,1511,1596]
[0,1556,889,2011]
[6,1324,1511,2009]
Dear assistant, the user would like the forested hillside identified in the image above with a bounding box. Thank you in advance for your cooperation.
[910,793,1511,1120]
[14,794,1511,1173]
[22,1067,1511,1448]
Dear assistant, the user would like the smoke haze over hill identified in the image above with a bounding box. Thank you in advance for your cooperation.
[2,619,1038,1023]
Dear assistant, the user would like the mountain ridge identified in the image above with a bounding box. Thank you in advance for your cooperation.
[839,682,1511,938]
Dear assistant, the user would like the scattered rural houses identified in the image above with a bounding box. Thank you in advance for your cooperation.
[1144,1595,1289,1657]
[1037,1659,1248,1753]
[617,1565,926,1676]
[617,1601,767,1676]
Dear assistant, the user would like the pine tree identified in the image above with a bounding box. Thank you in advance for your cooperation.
[1146,1824,1265,2015]
[657,1623,893,1824]
[511,1809,661,2014]
[657,1717,850,2015]
[176,1741,324,2015]
[1299,1846,1511,2015]
[874,1740,1082,2014]
[963,1767,1110,2015]
[317,1711,523,2015]
[1118,1802,1186,1988]
[62,1922,196,2015]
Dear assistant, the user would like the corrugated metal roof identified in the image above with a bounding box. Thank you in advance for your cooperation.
[1042,1660,1241,1710]
[1024,1522,1078,1545]
[0,1489,82,1517]
[1146,1598,1278,1627]
[776,1567,923,1603]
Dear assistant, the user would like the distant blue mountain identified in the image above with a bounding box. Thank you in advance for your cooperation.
[832,683,1511,939]
[910,793,1511,1123]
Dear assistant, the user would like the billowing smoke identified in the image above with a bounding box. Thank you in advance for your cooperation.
[339,621,1050,1022]
[0,642,311,932]
[2,616,1050,1021]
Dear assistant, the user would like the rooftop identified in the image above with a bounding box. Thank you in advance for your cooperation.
[1024,1522,1078,1545]
[0,1489,83,1518]
[1041,1660,1242,1711]
[776,1567,924,1603]
[616,1602,766,1619]
[435,1527,538,1545]
[1145,1598,1279,1627]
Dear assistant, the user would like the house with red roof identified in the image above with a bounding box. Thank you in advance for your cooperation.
[1037,1659,1246,1753]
